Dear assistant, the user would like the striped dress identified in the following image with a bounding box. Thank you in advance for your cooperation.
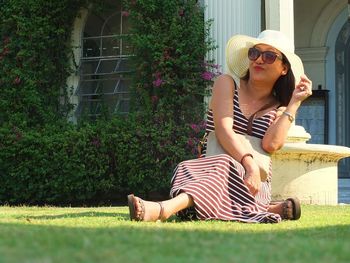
[170,87,281,223]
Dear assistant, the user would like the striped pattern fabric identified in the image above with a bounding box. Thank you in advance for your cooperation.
[170,87,281,223]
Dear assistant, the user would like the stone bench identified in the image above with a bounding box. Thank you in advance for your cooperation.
[271,126,350,205]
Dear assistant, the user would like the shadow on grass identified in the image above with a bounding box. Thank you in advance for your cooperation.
[17,211,128,220]
[0,219,349,263]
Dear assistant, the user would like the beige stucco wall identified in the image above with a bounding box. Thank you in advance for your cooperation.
[294,0,348,89]
[294,0,330,48]
[294,0,326,88]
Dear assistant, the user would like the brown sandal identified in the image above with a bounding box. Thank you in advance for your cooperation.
[127,194,165,222]
[128,194,144,221]
[156,201,165,222]
[282,197,301,220]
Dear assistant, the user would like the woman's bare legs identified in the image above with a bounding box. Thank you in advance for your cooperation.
[132,193,194,221]
[131,194,299,221]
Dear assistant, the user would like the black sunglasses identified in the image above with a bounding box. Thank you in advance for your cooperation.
[248,47,283,64]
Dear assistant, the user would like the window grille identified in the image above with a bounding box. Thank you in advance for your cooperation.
[75,1,132,119]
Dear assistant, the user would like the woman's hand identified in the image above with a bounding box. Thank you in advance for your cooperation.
[242,158,261,196]
[291,75,313,105]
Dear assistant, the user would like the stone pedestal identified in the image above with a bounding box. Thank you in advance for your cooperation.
[272,143,350,205]
[271,124,350,205]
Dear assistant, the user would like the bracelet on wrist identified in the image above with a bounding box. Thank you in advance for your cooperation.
[282,111,295,123]
[240,153,253,164]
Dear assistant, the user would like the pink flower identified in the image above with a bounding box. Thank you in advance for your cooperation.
[12,126,22,142]
[153,78,163,87]
[3,36,10,45]
[187,139,194,147]
[122,11,130,17]
[199,120,207,129]
[201,71,214,81]
[16,132,22,141]
[91,137,101,148]
[190,124,200,133]
[163,50,171,60]
[151,95,159,104]
[178,9,185,17]
[13,76,21,85]
[152,72,163,87]
[154,71,161,78]
[2,47,9,56]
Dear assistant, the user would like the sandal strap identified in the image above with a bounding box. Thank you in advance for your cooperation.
[132,197,145,221]
[282,200,289,219]
[138,198,145,221]
[157,202,164,222]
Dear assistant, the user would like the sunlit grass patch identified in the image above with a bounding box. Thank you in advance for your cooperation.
[0,205,349,263]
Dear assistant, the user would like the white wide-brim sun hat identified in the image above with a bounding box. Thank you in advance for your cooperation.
[226,30,304,83]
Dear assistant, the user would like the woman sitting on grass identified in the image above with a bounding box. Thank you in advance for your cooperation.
[128,30,312,223]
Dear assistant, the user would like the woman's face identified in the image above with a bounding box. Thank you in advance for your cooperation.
[248,44,288,83]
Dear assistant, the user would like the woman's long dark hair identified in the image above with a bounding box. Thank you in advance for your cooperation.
[242,54,295,106]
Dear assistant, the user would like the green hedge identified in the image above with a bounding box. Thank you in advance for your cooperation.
[0,114,202,205]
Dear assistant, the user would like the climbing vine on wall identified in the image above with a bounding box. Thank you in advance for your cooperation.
[0,0,98,128]
[124,0,219,125]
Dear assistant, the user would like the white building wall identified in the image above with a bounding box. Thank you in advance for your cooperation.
[204,0,261,73]
[265,0,294,41]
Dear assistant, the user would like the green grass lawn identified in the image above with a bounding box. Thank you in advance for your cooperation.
[0,205,349,263]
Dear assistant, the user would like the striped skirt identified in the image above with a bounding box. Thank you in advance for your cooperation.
[170,154,281,223]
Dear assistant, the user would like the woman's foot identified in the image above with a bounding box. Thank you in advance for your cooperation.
[127,194,166,222]
[268,197,301,220]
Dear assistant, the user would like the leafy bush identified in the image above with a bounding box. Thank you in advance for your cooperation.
[0,113,198,205]
[0,0,216,205]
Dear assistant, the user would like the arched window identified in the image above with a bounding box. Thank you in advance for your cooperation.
[335,20,350,178]
[75,1,132,119]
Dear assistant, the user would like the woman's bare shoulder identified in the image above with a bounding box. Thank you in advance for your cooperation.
[212,74,236,93]
[215,74,235,84]
[210,74,236,109]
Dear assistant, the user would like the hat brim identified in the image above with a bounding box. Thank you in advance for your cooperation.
[226,34,304,83]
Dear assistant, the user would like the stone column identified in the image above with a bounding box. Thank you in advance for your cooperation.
[265,0,294,40]
[265,0,312,142]
[204,0,261,72]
